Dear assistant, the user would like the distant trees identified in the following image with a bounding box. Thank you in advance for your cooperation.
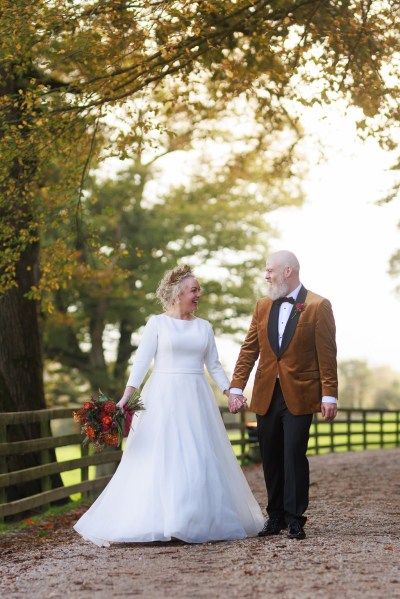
[338,360,400,409]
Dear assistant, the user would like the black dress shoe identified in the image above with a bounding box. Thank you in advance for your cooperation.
[258,518,286,537]
[287,521,306,540]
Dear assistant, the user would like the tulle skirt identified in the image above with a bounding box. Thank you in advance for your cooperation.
[73,371,264,546]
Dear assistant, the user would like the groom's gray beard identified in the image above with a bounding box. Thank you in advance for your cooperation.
[267,278,290,301]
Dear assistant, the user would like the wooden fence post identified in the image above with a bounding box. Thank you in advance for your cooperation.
[0,419,7,524]
[80,443,89,500]
[379,411,384,448]
[346,411,351,452]
[397,411,400,447]
[362,411,367,450]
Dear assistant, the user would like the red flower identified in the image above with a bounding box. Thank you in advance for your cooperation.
[83,402,92,411]
[101,415,113,426]
[291,302,305,319]
[103,401,116,415]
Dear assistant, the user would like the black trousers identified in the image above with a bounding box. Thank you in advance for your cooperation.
[256,379,313,526]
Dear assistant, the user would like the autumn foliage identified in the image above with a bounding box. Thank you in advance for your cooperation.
[0,0,399,414]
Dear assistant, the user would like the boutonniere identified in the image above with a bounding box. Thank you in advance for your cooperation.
[291,302,305,319]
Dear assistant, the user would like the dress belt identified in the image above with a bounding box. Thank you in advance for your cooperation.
[153,368,204,374]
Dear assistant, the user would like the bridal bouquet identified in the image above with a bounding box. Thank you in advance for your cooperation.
[73,390,144,452]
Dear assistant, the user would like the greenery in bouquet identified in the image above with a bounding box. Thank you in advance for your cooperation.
[73,390,144,451]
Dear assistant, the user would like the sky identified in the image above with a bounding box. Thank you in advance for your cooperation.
[218,106,400,375]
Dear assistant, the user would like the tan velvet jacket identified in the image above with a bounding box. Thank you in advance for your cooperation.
[230,287,338,416]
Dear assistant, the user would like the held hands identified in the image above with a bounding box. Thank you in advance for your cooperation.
[227,393,247,414]
[321,402,337,422]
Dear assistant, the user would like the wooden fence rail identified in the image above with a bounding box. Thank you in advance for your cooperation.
[0,406,399,521]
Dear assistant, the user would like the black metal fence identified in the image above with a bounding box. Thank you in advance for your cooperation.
[238,407,400,461]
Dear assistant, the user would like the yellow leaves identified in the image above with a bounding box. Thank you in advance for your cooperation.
[27,240,83,310]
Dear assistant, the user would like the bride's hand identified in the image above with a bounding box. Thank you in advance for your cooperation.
[116,386,136,412]
[116,399,128,411]
[117,385,136,412]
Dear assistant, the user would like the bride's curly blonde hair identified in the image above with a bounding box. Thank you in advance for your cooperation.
[156,264,195,309]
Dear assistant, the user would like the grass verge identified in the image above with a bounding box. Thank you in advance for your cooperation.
[0,498,87,535]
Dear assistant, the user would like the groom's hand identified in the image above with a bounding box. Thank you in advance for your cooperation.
[228,393,247,414]
[321,402,337,422]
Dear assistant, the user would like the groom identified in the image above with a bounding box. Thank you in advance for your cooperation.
[229,250,338,539]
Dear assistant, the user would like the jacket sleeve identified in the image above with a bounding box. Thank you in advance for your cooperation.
[126,316,158,388]
[315,299,338,398]
[230,302,261,390]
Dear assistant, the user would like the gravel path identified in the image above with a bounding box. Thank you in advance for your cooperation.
[1,448,399,599]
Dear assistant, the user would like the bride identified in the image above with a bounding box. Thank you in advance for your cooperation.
[74,265,264,546]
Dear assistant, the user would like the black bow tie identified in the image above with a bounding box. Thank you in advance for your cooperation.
[275,296,295,305]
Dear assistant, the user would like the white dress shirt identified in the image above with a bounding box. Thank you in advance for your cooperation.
[231,283,337,404]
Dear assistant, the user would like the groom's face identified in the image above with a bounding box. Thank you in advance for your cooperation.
[265,259,290,300]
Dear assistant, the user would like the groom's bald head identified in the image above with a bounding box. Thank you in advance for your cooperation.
[269,250,300,273]
[265,250,301,298]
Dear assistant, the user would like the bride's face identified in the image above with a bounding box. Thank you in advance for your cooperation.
[178,277,201,313]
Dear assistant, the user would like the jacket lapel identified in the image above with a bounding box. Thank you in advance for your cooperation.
[279,285,308,356]
[267,300,280,357]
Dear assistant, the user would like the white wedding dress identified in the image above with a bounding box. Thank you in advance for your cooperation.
[74,314,264,546]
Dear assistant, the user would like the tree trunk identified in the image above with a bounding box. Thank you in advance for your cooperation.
[88,297,109,394]
[113,318,136,393]
[87,299,121,477]
[0,242,44,412]
[0,242,65,511]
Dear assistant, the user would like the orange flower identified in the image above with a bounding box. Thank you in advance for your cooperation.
[101,415,113,426]
[73,411,82,423]
[103,430,120,446]
[85,426,96,441]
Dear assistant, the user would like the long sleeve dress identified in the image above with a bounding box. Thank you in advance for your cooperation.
[74,314,264,546]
